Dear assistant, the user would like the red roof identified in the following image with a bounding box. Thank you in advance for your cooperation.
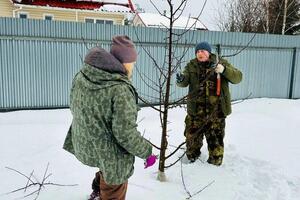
[12,0,133,11]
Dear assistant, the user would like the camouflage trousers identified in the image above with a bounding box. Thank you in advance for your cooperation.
[184,114,226,165]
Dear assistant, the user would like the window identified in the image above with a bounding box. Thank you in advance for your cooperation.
[85,18,114,25]
[18,13,28,19]
[85,18,94,23]
[95,19,104,24]
[105,20,113,25]
[44,14,54,21]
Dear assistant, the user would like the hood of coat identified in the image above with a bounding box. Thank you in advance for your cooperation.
[84,46,126,75]
[76,64,132,90]
[75,46,132,90]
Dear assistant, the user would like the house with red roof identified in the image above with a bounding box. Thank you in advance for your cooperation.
[0,0,135,25]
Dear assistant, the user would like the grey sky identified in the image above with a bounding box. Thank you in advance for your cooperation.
[132,0,225,30]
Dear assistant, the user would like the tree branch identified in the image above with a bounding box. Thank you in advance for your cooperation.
[150,0,167,17]
[4,164,78,200]
[180,157,192,198]
[146,139,161,150]
[165,141,186,159]
[221,33,257,58]
[164,152,186,168]
[231,92,252,105]
[187,180,215,199]
[138,96,163,113]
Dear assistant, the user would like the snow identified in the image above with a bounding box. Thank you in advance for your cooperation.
[0,98,300,200]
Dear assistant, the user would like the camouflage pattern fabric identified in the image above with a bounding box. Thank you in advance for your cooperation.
[177,54,243,117]
[185,115,225,165]
[63,64,152,185]
[177,54,242,165]
[184,75,225,165]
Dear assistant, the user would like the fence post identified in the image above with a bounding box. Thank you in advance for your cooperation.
[289,48,297,99]
[216,44,221,55]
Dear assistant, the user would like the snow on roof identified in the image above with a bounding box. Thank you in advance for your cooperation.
[12,0,133,12]
[76,0,129,2]
[101,5,132,13]
[135,12,208,30]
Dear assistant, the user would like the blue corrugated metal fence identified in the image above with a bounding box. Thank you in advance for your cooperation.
[0,17,299,110]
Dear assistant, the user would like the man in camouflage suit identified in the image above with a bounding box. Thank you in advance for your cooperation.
[176,41,242,166]
[63,36,156,200]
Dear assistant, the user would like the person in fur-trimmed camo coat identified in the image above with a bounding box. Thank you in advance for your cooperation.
[176,41,242,166]
[63,36,155,200]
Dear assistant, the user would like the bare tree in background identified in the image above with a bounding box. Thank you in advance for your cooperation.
[217,0,266,32]
[218,0,300,35]
[269,0,300,34]
[282,0,289,34]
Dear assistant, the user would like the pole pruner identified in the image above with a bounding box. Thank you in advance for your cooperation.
[215,54,221,96]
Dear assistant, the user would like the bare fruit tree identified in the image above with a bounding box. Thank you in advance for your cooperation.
[133,0,254,182]
[133,0,209,181]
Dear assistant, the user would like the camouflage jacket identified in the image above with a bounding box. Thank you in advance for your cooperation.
[63,49,152,185]
[177,54,242,117]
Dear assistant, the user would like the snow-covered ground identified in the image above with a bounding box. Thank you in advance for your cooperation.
[0,98,300,200]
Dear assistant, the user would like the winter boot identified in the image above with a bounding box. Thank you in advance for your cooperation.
[88,190,100,200]
[186,151,201,163]
[89,172,101,200]
[207,156,222,166]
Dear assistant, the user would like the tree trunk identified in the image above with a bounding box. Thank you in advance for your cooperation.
[282,0,288,34]
[157,1,174,182]
[265,0,269,33]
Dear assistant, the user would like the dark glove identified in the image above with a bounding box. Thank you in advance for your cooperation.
[176,73,184,83]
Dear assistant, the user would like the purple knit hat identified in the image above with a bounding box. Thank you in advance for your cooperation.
[110,35,137,63]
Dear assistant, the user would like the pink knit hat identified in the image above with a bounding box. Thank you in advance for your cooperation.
[110,35,137,63]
